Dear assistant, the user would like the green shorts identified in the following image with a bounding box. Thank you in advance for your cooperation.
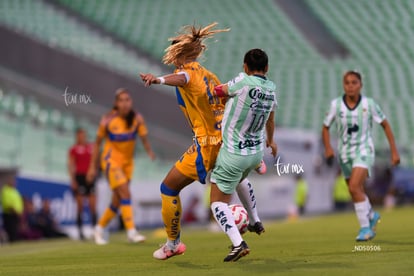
[210,149,263,194]
[339,155,374,179]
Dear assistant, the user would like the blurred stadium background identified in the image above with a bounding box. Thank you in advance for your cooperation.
[0,0,413,239]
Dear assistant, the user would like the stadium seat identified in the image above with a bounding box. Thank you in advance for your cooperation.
[0,0,166,80]
[0,0,413,175]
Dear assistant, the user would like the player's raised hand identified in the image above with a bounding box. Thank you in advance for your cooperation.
[140,73,160,87]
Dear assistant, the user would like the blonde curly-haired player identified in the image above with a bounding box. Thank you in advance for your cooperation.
[140,23,265,260]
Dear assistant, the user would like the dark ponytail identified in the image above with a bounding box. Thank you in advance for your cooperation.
[125,110,136,129]
[114,88,136,129]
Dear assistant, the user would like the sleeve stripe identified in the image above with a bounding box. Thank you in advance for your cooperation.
[176,71,190,83]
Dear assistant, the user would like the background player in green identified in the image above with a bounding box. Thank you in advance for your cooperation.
[210,49,277,262]
[322,71,400,241]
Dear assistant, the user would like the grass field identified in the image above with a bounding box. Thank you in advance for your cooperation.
[0,207,413,276]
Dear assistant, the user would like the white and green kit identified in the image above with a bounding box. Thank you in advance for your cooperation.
[323,95,386,178]
[211,72,277,194]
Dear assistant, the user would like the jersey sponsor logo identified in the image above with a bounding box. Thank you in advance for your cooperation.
[347,124,359,135]
[248,88,275,101]
[170,217,180,237]
[238,139,262,149]
[250,101,273,112]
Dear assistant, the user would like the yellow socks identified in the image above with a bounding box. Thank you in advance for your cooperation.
[160,183,182,244]
[98,204,118,228]
[120,199,135,230]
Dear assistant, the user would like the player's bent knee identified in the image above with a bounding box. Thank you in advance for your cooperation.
[160,182,180,196]
[210,183,232,203]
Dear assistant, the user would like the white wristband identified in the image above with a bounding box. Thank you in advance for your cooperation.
[157,77,165,85]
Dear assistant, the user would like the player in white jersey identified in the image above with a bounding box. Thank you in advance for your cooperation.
[322,71,400,241]
[210,49,277,262]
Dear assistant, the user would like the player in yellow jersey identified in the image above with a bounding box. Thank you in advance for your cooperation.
[140,23,265,260]
[87,88,155,245]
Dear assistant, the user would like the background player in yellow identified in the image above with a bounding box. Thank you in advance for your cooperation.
[87,88,155,245]
[140,23,266,260]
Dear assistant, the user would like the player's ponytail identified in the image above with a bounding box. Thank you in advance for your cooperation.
[125,110,136,129]
[113,88,136,129]
[162,22,230,67]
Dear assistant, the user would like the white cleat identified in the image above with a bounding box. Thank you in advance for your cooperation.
[128,229,146,243]
[153,242,186,260]
[94,226,108,245]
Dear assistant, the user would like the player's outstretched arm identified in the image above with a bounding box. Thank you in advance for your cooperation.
[139,73,187,87]
[265,111,277,157]
[213,84,229,97]
[381,119,400,166]
[140,135,156,161]
[86,136,103,183]
[322,125,335,161]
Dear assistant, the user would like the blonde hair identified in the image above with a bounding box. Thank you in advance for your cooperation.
[162,22,230,67]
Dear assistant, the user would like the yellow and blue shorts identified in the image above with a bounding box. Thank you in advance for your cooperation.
[175,143,221,184]
[102,160,133,190]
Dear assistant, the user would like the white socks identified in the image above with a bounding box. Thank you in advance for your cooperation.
[127,228,137,238]
[211,201,243,246]
[237,178,260,224]
[365,196,374,220]
[354,196,373,228]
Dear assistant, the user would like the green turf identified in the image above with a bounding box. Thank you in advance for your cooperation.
[0,207,413,276]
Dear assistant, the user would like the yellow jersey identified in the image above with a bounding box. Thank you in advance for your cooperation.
[174,61,225,146]
[97,111,148,166]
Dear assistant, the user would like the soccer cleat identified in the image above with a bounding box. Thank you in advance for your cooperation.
[247,221,265,235]
[369,211,381,231]
[94,226,108,245]
[224,241,250,262]
[356,227,376,242]
[153,242,186,260]
[128,232,146,243]
[255,160,267,175]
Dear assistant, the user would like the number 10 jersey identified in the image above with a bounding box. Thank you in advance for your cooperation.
[222,72,277,156]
